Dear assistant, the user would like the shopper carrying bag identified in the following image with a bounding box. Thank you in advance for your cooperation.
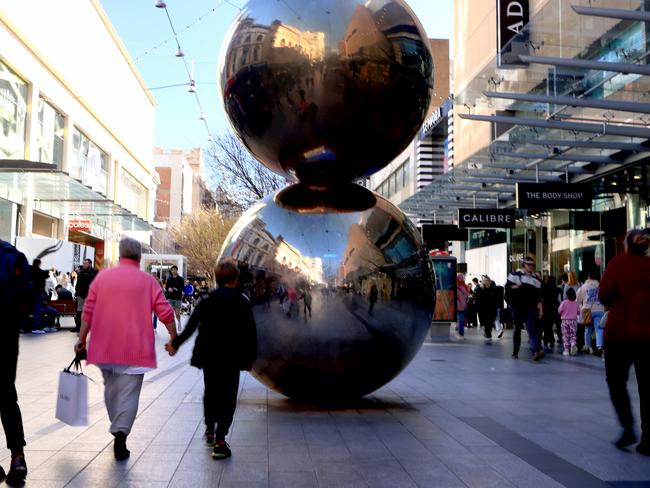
[55,355,88,426]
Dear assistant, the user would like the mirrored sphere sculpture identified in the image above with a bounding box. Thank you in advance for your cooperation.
[219,0,434,183]
[220,186,434,400]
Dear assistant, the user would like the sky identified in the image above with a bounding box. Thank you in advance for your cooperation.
[101,0,454,151]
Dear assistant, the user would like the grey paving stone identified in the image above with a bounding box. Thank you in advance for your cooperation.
[270,471,318,488]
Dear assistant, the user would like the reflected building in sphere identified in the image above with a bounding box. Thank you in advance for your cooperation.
[220,190,434,400]
[218,0,435,401]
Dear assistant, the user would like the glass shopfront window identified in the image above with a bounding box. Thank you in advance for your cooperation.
[121,170,148,219]
[0,61,27,159]
[37,98,64,166]
[70,128,108,195]
[0,199,14,241]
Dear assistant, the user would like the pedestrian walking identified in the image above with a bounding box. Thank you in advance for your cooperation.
[73,258,97,333]
[165,265,184,328]
[558,288,579,356]
[599,229,650,453]
[0,240,31,486]
[165,258,257,460]
[368,283,378,316]
[475,276,498,343]
[74,238,177,461]
[301,286,313,320]
[577,271,605,356]
[456,274,469,339]
[505,257,544,360]
[542,275,560,350]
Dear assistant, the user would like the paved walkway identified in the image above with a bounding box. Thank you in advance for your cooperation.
[2,321,650,488]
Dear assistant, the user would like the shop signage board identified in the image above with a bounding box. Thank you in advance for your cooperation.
[458,208,516,228]
[497,0,529,68]
[516,183,592,209]
[68,219,92,232]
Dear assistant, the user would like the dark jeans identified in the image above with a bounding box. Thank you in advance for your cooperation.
[542,313,556,347]
[203,367,240,440]
[0,333,26,454]
[605,343,650,440]
[513,309,541,355]
[479,312,495,338]
[577,323,586,350]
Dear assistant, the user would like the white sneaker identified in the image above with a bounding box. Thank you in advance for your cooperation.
[562,351,570,356]
[484,338,492,343]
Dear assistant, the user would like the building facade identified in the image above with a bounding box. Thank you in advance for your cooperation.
[399,0,650,285]
[0,0,157,268]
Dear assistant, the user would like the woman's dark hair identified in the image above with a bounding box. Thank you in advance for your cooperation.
[215,258,240,287]
[566,288,576,301]
[544,275,555,286]
[625,229,650,256]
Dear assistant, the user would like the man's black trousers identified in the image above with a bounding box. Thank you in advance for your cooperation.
[0,333,26,453]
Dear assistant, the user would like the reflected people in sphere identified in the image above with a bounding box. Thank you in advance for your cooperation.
[220,186,435,400]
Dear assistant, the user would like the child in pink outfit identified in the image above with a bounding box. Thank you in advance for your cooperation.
[558,287,580,355]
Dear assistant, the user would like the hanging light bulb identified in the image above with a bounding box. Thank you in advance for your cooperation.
[187,80,196,93]
[198,113,206,120]
[154,0,166,8]
[207,135,214,143]
[175,47,184,57]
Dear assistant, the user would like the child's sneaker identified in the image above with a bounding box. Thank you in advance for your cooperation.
[212,440,232,460]
[570,345,578,355]
[562,350,570,356]
[205,428,215,447]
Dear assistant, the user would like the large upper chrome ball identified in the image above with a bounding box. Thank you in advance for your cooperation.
[220,185,434,400]
[219,0,434,184]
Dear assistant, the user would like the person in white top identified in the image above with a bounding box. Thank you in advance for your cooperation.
[576,271,605,356]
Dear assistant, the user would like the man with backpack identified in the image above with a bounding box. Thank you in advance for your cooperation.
[0,239,30,486]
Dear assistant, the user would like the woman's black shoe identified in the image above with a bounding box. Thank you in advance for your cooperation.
[113,432,130,461]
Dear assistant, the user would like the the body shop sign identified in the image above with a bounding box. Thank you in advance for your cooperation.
[458,209,515,228]
[68,219,92,232]
[497,0,529,67]
[516,183,592,209]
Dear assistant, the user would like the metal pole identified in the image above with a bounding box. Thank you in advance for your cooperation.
[536,165,540,183]
[473,195,477,208]
[495,196,499,209]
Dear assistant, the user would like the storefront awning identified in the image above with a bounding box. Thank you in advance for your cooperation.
[0,160,154,232]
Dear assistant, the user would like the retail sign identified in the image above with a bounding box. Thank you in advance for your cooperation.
[516,183,592,209]
[497,0,530,68]
[458,209,515,228]
[68,219,92,232]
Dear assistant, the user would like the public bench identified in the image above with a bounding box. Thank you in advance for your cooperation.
[50,299,77,316]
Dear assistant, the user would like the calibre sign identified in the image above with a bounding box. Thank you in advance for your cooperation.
[516,183,592,209]
[458,209,516,228]
[497,0,529,68]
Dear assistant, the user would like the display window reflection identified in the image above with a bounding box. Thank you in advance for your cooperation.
[37,98,64,166]
[0,61,27,159]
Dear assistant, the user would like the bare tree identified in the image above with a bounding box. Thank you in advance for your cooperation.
[169,209,236,286]
[205,132,286,209]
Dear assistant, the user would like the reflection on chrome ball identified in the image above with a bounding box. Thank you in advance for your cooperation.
[219,0,434,183]
[220,185,435,400]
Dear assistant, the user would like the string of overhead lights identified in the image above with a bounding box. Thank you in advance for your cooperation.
[139,0,242,62]
[154,0,239,143]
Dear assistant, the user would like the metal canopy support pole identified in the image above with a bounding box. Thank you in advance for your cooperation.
[495,196,500,209]
[458,113,650,139]
[565,166,569,184]
[473,195,476,209]
[572,5,650,22]
[519,54,650,76]
[536,166,540,183]
[483,90,650,114]
[528,139,650,152]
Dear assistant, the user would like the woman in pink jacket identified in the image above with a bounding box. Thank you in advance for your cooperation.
[75,238,177,461]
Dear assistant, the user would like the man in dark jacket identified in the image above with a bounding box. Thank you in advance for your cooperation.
[505,256,543,360]
[73,259,97,333]
[0,240,30,486]
[165,258,257,460]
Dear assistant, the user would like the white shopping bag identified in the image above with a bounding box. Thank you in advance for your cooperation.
[55,359,88,426]
[495,316,503,332]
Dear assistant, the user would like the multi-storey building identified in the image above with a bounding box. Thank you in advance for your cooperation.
[0,0,157,269]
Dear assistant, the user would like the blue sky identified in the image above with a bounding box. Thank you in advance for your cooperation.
[101,0,453,151]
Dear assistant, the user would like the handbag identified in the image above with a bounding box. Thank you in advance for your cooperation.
[581,307,592,325]
[598,311,609,329]
[55,356,89,426]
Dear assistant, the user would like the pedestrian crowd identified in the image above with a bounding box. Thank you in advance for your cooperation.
[0,237,257,486]
[455,228,650,457]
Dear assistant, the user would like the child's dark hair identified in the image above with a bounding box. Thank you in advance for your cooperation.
[566,288,576,301]
[215,257,240,287]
